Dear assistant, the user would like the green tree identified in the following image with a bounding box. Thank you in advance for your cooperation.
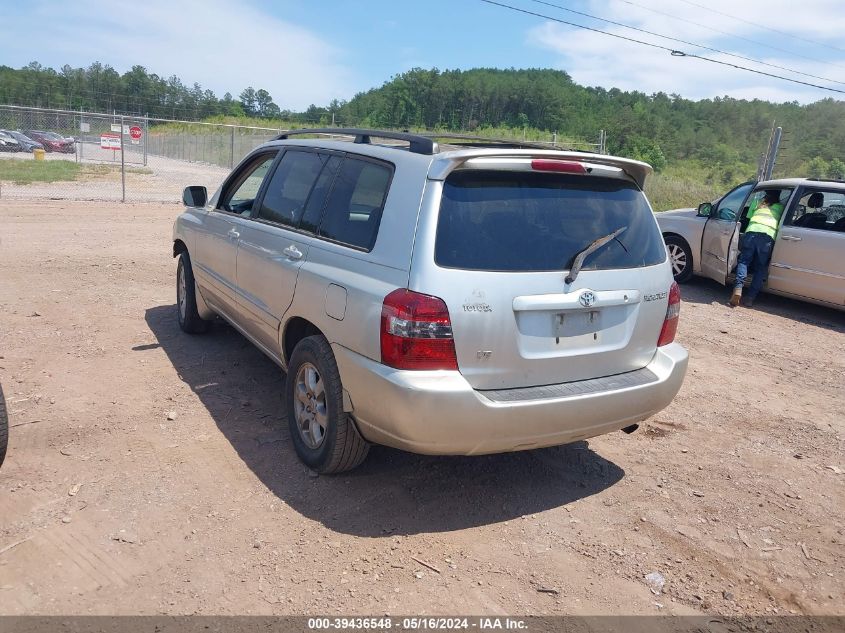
[827,158,845,180]
[807,156,828,178]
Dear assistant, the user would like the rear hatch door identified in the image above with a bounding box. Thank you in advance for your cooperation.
[415,160,672,391]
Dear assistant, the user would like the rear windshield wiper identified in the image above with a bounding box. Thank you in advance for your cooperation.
[565,226,628,285]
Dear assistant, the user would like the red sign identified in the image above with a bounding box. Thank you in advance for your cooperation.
[129,126,142,140]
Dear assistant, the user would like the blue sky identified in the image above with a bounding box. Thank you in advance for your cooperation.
[2,0,845,111]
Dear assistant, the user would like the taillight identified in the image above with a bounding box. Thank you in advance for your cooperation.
[380,289,458,370]
[531,159,587,174]
[657,282,681,347]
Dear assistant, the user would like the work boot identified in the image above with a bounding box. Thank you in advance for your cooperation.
[744,295,755,308]
[729,287,742,307]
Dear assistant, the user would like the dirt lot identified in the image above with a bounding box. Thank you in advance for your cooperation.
[0,201,842,616]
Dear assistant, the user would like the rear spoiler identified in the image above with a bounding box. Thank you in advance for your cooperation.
[428,149,653,190]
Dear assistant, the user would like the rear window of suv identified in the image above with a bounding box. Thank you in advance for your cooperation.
[435,170,666,272]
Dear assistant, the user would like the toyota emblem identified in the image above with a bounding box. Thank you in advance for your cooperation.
[579,291,597,307]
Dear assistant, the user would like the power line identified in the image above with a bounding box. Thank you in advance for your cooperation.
[479,0,845,95]
[677,0,845,55]
[617,0,845,71]
[526,0,845,87]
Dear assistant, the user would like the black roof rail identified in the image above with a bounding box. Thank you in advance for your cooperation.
[274,128,437,155]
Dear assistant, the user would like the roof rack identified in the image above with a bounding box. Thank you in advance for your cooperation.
[275,128,437,155]
[274,128,583,155]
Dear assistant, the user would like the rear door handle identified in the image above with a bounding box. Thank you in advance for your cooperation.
[227,228,240,240]
[781,235,802,242]
[283,245,303,260]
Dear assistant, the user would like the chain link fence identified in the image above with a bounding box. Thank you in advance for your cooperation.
[0,105,281,203]
[0,104,604,204]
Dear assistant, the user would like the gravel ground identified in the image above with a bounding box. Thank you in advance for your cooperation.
[0,200,842,616]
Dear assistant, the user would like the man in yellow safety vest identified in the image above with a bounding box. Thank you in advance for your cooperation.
[730,189,785,307]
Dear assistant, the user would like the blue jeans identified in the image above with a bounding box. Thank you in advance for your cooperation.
[734,231,774,300]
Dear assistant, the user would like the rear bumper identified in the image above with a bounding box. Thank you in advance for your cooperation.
[333,343,688,455]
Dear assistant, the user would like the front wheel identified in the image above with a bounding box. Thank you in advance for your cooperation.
[665,235,694,283]
[176,253,211,334]
[285,335,369,474]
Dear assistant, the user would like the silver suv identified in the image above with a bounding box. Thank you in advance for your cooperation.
[173,129,688,473]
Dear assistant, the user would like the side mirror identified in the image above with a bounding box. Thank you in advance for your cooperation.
[697,202,712,217]
[182,186,207,208]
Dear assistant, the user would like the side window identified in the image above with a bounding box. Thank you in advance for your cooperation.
[714,183,753,221]
[318,158,392,251]
[257,151,326,227]
[219,153,276,216]
[787,190,845,231]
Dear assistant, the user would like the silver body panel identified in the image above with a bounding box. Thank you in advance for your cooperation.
[173,138,689,456]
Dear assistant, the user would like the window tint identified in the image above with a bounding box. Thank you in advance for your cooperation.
[715,182,753,221]
[220,153,276,216]
[318,158,392,250]
[787,190,845,231]
[300,155,343,233]
[435,171,666,272]
[257,151,326,227]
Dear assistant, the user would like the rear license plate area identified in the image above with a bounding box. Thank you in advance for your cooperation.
[554,310,601,343]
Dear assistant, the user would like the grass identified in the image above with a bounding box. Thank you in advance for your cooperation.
[0,159,152,185]
[645,160,755,212]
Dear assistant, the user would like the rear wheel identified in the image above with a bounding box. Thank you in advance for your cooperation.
[285,335,369,474]
[665,235,694,283]
[0,382,8,468]
[177,252,210,334]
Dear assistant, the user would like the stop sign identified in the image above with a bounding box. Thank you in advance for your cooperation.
[129,126,142,140]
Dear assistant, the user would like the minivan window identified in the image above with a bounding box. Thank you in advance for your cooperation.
[318,158,392,251]
[257,151,326,227]
[435,171,666,272]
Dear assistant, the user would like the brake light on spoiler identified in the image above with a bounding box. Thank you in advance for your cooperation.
[531,159,588,174]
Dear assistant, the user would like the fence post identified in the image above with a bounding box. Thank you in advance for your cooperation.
[143,114,148,166]
[230,126,235,169]
[120,114,126,203]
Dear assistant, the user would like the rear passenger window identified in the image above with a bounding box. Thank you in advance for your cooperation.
[300,156,343,233]
[257,151,326,227]
[318,158,392,251]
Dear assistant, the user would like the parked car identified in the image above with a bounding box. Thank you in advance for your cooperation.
[0,381,7,468]
[657,178,845,310]
[23,130,74,153]
[4,129,44,151]
[0,130,22,152]
[173,129,688,473]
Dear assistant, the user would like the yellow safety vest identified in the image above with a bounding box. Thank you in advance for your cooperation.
[746,202,784,240]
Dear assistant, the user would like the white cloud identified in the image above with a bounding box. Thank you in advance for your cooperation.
[1,0,358,111]
[526,0,845,102]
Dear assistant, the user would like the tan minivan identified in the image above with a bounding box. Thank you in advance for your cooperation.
[657,178,845,310]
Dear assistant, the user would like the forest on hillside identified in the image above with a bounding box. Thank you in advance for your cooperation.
[2,62,844,180]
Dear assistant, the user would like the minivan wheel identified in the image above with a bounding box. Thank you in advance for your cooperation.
[286,335,369,474]
[0,382,8,468]
[665,235,693,283]
[176,253,210,334]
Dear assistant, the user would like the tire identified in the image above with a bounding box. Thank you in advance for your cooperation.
[0,382,8,468]
[285,335,370,474]
[665,235,694,283]
[176,252,210,334]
